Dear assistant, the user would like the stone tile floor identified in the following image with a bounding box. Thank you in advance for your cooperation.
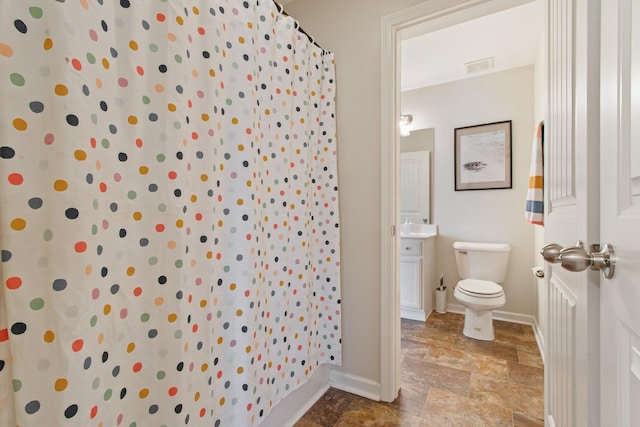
[295,312,544,426]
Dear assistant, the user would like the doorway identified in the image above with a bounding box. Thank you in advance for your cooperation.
[380,0,544,402]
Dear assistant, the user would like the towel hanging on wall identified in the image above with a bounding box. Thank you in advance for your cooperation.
[525,121,544,225]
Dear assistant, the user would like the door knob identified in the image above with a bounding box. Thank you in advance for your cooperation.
[540,241,615,279]
[540,243,563,263]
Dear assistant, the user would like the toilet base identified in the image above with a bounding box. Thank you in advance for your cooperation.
[462,307,495,341]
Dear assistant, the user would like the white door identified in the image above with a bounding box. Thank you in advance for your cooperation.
[544,0,601,425]
[400,151,430,224]
[600,0,640,425]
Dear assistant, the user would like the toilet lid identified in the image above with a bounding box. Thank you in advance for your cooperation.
[457,279,503,296]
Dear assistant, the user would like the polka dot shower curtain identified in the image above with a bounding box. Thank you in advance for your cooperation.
[0,1,341,425]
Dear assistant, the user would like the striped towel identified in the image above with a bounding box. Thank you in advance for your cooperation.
[525,121,544,225]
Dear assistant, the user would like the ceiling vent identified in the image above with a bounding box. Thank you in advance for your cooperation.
[464,57,494,74]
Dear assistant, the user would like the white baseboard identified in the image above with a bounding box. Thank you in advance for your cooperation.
[329,369,381,401]
[400,307,426,322]
[446,303,536,325]
[493,309,536,325]
[260,364,331,427]
[259,366,383,426]
[443,304,464,316]
[532,317,545,366]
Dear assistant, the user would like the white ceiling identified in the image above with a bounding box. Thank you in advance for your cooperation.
[401,1,544,92]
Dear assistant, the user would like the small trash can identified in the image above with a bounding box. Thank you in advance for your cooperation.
[435,286,447,314]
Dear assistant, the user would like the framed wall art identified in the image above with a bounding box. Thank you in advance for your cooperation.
[454,120,512,191]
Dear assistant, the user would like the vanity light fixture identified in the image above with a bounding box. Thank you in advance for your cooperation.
[399,114,413,137]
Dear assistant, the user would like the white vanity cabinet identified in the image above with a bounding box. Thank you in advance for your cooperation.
[400,236,435,322]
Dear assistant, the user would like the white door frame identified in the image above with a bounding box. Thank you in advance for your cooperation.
[379,0,538,401]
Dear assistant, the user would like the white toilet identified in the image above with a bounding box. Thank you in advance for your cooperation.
[453,241,511,341]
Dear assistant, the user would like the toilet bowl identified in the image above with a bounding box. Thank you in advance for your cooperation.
[453,241,511,341]
[454,279,505,340]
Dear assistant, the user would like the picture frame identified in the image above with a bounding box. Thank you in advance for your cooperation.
[454,120,512,191]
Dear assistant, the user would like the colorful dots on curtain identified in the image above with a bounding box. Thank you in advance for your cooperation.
[0,1,340,426]
[0,43,14,57]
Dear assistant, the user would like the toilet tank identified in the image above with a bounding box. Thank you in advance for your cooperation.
[453,241,511,283]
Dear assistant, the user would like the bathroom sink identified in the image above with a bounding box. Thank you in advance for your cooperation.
[399,223,438,239]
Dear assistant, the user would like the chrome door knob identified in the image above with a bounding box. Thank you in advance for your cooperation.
[559,245,592,272]
[541,241,615,279]
[540,243,563,263]
[587,243,615,279]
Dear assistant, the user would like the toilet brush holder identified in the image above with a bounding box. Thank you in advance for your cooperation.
[435,286,447,314]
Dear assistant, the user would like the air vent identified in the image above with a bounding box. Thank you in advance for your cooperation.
[464,57,494,74]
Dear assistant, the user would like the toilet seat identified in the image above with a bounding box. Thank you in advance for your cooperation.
[456,279,504,298]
